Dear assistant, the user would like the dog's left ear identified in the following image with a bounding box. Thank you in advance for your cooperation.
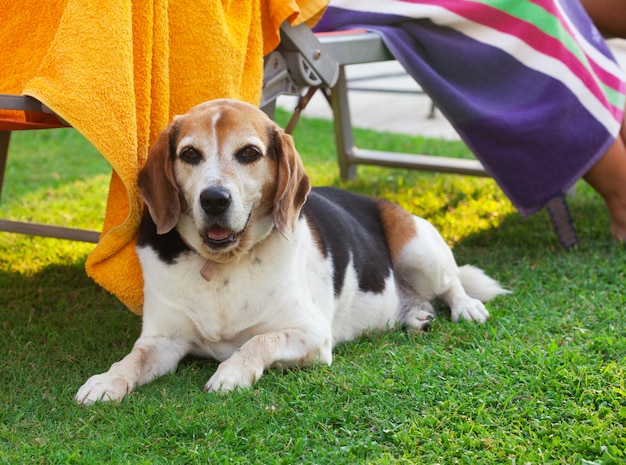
[137,121,181,234]
[273,130,311,239]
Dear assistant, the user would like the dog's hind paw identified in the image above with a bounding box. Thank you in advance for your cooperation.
[405,310,435,332]
[75,373,131,406]
[402,301,436,332]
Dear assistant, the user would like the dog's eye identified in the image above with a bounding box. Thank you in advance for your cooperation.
[236,146,262,164]
[180,147,202,165]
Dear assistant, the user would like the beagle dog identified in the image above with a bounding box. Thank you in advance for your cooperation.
[76,99,508,405]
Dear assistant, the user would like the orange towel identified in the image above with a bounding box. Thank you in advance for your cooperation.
[1,0,328,314]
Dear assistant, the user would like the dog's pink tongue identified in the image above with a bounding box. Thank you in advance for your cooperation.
[207,225,231,240]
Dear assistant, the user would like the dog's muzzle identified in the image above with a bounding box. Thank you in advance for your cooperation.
[199,187,248,249]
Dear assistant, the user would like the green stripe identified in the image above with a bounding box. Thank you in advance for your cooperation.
[469,0,589,72]
[604,85,626,110]
[467,0,624,108]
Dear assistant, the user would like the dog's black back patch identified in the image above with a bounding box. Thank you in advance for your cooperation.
[137,209,190,264]
[302,187,392,296]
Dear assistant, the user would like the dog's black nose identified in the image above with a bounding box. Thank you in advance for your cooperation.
[200,187,231,216]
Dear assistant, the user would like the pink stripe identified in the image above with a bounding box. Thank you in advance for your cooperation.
[402,0,611,106]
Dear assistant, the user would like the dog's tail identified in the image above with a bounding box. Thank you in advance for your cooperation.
[458,265,510,302]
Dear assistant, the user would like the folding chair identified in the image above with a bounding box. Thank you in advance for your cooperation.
[264,23,487,180]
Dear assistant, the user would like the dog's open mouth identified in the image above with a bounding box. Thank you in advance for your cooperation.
[203,225,241,248]
[201,213,251,249]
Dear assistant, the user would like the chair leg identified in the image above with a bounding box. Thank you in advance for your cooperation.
[0,129,100,242]
[0,131,11,203]
[329,66,358,180]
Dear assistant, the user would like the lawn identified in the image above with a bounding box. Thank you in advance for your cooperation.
[0,109,624,464]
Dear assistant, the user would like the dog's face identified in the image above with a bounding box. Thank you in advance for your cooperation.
[138,99,311,263]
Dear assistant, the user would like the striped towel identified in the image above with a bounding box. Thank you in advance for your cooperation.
[315,0,626,217]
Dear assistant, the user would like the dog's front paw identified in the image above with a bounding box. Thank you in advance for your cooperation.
[204,360,263,393]
[451,297,490,323]
[75,373,131,406]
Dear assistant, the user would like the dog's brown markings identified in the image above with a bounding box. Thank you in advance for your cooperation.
[297,336,314,365]
[138,121,180,235]
[135,346,148,367]
[217,304,229,332]
[259,155,279,220]
[306,219,325,256]
[375,199,417,263]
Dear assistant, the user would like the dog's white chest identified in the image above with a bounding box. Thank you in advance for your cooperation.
[137,239,322,361]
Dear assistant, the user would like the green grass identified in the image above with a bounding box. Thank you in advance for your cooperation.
[1,109,625,464]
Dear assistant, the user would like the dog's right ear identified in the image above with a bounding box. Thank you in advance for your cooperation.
[273,130,311,239]
[137,121,181,234]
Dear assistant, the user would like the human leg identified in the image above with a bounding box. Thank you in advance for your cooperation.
[583,133,626,241]
[580,0,626,240]
[580,0,626,38]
